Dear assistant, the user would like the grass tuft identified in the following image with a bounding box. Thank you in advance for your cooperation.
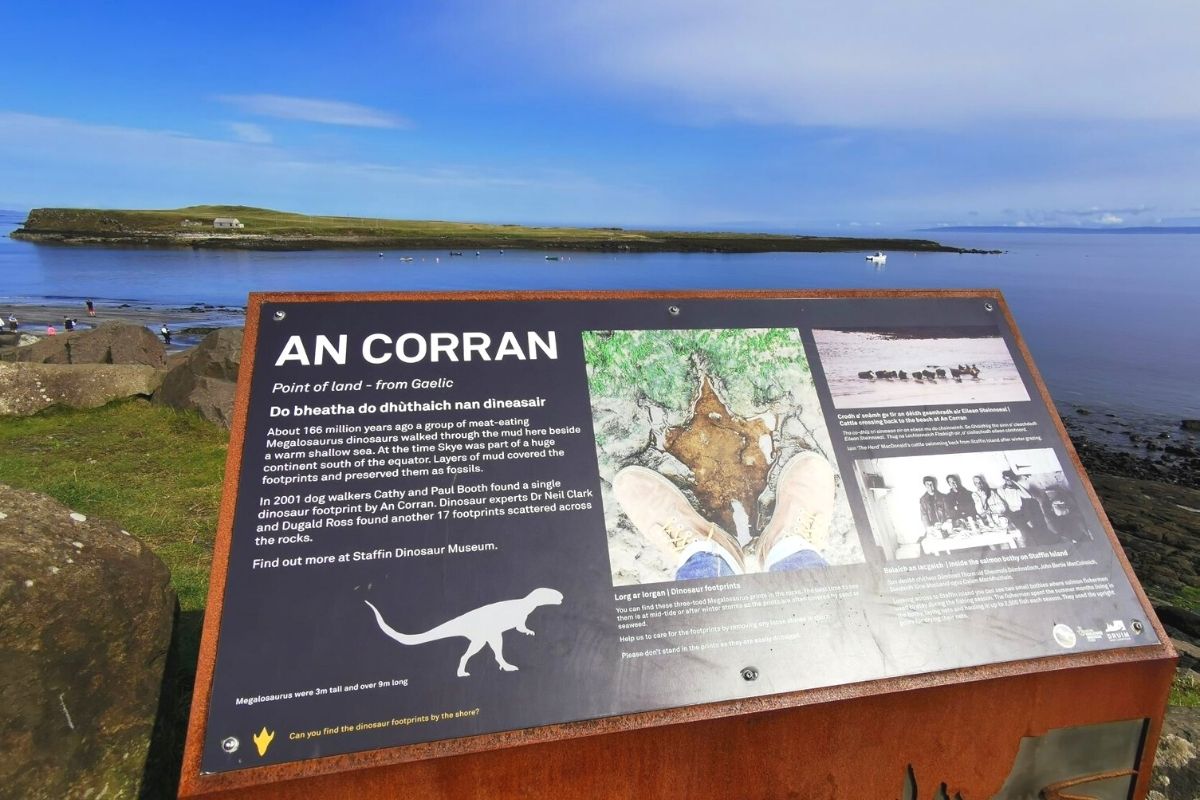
[0,399,227,610]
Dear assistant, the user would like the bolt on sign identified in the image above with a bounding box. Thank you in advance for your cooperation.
[180,291,1176,800]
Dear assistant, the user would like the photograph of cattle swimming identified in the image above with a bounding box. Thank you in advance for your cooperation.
[813,327,1031,409]
[856,364,982,383]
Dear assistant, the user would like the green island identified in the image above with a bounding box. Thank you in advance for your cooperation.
[11,205,995,253]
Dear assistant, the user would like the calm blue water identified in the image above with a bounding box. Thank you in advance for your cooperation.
[1,211,1196,427]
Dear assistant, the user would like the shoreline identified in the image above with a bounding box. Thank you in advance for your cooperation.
[0,302,245,350]
[1,301,244,328]
[6,300,1196,461]
[11,230,1000,254]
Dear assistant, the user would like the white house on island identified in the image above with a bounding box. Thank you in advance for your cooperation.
[213,217,245,229]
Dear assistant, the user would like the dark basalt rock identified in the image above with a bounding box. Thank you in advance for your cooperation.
[153,327,242,427]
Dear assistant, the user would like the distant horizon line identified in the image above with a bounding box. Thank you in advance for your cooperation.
[920,225,1200,234]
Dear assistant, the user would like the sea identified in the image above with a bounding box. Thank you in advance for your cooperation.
[1,210,1196,443]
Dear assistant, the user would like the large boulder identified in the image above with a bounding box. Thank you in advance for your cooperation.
[0,362,163,416]
[0,484,176,799]
[1,321,165,367]
[153,327,242,427]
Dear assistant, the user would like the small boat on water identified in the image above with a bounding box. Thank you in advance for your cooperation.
[449,251,464,256]
[400,256,414,263]
[866,251,887,265]
[545,255,560,261]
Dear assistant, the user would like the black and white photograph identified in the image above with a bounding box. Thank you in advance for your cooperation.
[852,448,1093,560]
[812,327,1030,409]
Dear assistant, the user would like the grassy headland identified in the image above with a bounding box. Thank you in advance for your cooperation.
[11,205,993,253]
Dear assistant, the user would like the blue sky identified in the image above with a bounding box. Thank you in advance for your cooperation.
[2,1,1198,230]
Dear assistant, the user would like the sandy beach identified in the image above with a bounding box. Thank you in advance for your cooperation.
[1,301,244,334]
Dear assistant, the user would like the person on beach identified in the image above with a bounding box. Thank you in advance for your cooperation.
[47,324,57,336]
[63,317,76,332]
[159,323,172,345]
[6,315,17,332]
[85,299,95,317]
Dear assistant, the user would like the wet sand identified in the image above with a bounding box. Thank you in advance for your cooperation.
[1,301,245,334]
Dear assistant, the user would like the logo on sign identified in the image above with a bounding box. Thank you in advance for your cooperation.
[1052,623,1077,648]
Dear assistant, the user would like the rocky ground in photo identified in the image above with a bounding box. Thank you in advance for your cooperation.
[591,364,860,585]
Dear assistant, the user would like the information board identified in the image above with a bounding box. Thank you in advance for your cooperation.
[193,291,1158,776]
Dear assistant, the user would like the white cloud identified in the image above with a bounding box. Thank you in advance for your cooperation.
[465,1,1200,128]
[0,111,658,224]
[227,122,272,144]
[1098,213,1123,225]
[216,94,409,129]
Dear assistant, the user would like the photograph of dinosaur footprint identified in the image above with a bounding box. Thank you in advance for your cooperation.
[583,328,864,585]
[365,588,563,677]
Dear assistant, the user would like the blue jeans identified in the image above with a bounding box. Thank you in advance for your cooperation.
[674,548,828,580]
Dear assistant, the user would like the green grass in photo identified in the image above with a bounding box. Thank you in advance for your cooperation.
[583,327,810,415]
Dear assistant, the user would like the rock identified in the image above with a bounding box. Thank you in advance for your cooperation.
[1158,605,1200,641]
[1151,706,1200,799]
[0,332,40,348]
[153,327,242,427]
[0,484,175,798]
[1089,475,1200,599]
[0,321,165,367]
[1183,420,1200,433]
[0,362,163,415]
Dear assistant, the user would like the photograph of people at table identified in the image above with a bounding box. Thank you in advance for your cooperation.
[852,448,1093,560]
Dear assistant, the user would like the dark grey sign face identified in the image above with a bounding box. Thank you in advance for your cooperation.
[200,296,1156,774]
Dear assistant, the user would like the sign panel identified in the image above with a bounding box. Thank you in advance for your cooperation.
[197,292,1157,774]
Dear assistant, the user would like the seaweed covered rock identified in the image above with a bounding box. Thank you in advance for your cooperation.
[153,327,242,427]
[0,484,175,798]
[0,321,165,367]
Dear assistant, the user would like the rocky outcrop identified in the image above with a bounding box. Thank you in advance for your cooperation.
[0,331,38,348]
[1090,474,1200,600]
[153,327,242,427]
[1151,706,1200,800]
[0,362,162,415]
[0,321,165,367]
[0,484,176,799]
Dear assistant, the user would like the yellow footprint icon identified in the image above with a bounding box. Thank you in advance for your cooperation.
[252,727,275,757]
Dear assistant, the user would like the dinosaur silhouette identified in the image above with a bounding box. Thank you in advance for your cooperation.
[365,588,563,677]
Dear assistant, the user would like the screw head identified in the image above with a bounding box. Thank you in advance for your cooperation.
[272,310,286,321]
[741,666,759,681]
[221,736,239,753]
[668,305,680,316]
[1131,620,1144,634]
[983,302,994,312]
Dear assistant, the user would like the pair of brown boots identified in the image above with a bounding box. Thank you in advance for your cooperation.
[613,452,836,574]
